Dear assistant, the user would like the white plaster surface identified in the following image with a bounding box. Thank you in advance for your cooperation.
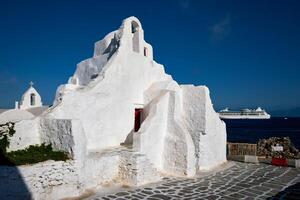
[7,118,41,152]
[83,152,120,188]
[181,86,227,170]
[0,109,35,124]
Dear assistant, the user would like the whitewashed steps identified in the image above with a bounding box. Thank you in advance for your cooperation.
[118,146,161,186]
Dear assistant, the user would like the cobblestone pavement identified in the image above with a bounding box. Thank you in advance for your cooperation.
[88,162,300,200]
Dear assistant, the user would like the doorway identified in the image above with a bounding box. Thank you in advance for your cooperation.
[134,108,143,132]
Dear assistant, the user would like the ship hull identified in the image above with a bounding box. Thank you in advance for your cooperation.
[219,114,271,119]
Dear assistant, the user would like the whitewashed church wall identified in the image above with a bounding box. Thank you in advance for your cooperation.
[181,85,227,171]
[40,118,88,165]
[160,91,193,176]
[134,90,170,171]
[48,46,170,152]
[202,86,227,170]
[7,118,41,152]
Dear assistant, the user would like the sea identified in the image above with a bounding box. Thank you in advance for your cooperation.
[224,117,300,149]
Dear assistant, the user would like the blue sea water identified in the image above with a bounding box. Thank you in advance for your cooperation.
[224,117,300,149]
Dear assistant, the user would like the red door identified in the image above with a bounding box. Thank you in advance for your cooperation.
[134,108,143,132]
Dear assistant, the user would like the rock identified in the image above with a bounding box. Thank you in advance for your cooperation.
[257,137,300,159]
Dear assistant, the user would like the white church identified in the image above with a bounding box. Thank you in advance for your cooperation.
[2,17,227,199]
[0,82,48,124]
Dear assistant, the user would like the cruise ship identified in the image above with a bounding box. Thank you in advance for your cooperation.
[218,107,271,119]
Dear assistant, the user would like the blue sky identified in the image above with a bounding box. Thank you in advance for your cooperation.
[0,0,299,115]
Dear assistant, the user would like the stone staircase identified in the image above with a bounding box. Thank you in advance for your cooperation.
[118,146,161,186]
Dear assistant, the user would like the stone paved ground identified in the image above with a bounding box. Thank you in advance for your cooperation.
[88,162,300,200]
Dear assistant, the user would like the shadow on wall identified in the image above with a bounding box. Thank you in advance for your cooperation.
[103,34,120,60]
[122,129,134,145]
[0,153,31,199]
[267,182,300,199]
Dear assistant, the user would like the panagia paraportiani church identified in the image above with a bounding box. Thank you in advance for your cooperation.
[6,17,227,199]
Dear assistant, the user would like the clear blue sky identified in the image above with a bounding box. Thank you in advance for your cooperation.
[0,0,299,115]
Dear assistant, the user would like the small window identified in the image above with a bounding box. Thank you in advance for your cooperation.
[30,93,36,106]
[144,47,148,57]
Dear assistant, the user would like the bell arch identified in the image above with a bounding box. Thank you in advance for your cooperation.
[131,21,140,53]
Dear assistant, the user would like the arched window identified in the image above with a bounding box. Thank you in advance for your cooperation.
[30,93,36,106]
[131,21,140,53]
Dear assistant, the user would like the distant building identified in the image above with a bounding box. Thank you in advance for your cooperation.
[0,82,48,124]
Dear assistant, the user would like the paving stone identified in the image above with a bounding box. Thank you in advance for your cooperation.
[115,192,128,196]
[87,162,300,200]
[227,193,245,199]
[141,190,153,195]
[205,194,219,200]
[149,194,171,200]
[131,194,144,198]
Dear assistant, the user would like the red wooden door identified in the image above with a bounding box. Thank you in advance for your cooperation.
[134,108,143,132]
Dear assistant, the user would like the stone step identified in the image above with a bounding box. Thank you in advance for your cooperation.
[119,148,161,186]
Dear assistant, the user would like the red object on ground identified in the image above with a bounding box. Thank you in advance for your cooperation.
[271,157,288,166]
[134,108,143,132]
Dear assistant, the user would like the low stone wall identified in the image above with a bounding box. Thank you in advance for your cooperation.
[1,118,163,199]
[227,142,257,156]
[0,155,122,199]
[0,160,81,200]
[83,151,120,189]
[227,155,300,168]
[0,146,164,199]
[227,142,300,168]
